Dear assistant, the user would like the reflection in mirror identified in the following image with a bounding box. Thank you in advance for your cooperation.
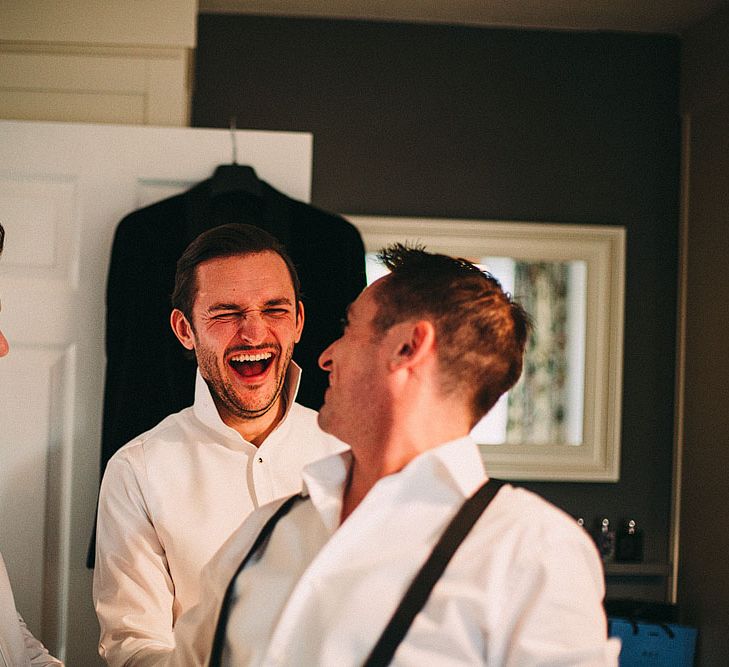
[355,216,625,481]
[475,258,586,447]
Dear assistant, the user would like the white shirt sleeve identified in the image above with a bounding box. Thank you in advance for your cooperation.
[500,523,621,666]
[17,614,64,667]
[130,496,302,667]
[2,553,64,666]
[93,452,176,667]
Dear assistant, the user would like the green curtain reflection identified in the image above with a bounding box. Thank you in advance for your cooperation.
[506,262,569,444]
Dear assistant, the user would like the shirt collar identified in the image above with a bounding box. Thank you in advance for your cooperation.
[300,435,487,530]
[419,435,489,497]
[300,449,352,532]
[192,361,303,446]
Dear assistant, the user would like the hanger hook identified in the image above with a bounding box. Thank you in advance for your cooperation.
[229,116,238,164]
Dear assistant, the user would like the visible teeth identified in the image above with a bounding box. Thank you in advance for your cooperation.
[230,352,273,362]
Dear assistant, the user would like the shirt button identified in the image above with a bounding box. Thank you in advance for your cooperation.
[258,457,263,463]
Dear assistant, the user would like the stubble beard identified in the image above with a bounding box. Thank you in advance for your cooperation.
[197,341,294,420]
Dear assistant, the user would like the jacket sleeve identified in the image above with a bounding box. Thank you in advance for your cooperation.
[93,450,176,667]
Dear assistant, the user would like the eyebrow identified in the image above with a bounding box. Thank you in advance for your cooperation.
[207,297,295,313]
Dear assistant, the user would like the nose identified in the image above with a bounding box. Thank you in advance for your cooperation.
[318,341,334,371]
[237,312,267,344]
[0,328,8,357]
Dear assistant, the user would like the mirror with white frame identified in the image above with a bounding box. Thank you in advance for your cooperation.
[346,216,625,481]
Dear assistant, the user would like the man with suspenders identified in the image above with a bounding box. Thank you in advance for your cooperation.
[156,244,620,666]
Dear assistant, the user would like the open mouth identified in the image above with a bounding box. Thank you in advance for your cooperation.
[229,351,275,378]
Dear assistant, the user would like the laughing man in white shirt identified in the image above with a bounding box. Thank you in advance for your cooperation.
[161,243,620,666]
[92,224,344,666]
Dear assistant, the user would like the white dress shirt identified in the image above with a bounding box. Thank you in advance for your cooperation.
[162,436,620,667]
[93,364,345,667]
[1,553,63,667]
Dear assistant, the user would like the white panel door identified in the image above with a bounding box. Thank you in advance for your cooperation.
[0,120,312,665]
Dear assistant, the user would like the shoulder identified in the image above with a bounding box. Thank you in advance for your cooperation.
[484,485,599,560]
[492,485,586,530]
[457,484,606,611]
[103,407,196,477]
[460,486,615,663]
[115,407,195,453]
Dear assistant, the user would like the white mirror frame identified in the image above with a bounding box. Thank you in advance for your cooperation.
[346,215,625,481]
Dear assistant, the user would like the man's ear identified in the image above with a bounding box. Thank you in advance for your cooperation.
[170,309,195,351]
[389,320,436,371]
[294,300,305,344]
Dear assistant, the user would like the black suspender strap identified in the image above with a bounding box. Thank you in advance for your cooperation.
[362,478,506,667]
[208,494,302,667]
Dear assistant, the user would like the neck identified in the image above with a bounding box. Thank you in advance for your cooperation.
[219,393,286,447]
[340,405,472,523]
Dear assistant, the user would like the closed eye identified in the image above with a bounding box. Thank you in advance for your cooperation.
[210,312,239,321]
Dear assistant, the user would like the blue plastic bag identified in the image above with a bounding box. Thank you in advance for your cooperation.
[609,617,697,666]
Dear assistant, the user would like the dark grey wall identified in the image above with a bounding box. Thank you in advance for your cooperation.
[193,15,681,569]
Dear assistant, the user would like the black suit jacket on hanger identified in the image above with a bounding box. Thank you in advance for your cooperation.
[88,178,366,566]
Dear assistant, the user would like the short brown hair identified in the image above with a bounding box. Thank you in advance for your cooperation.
[372,244,531,424]
[171,223,301,323]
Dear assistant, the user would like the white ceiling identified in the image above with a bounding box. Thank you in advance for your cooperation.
[199,0,727,34]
